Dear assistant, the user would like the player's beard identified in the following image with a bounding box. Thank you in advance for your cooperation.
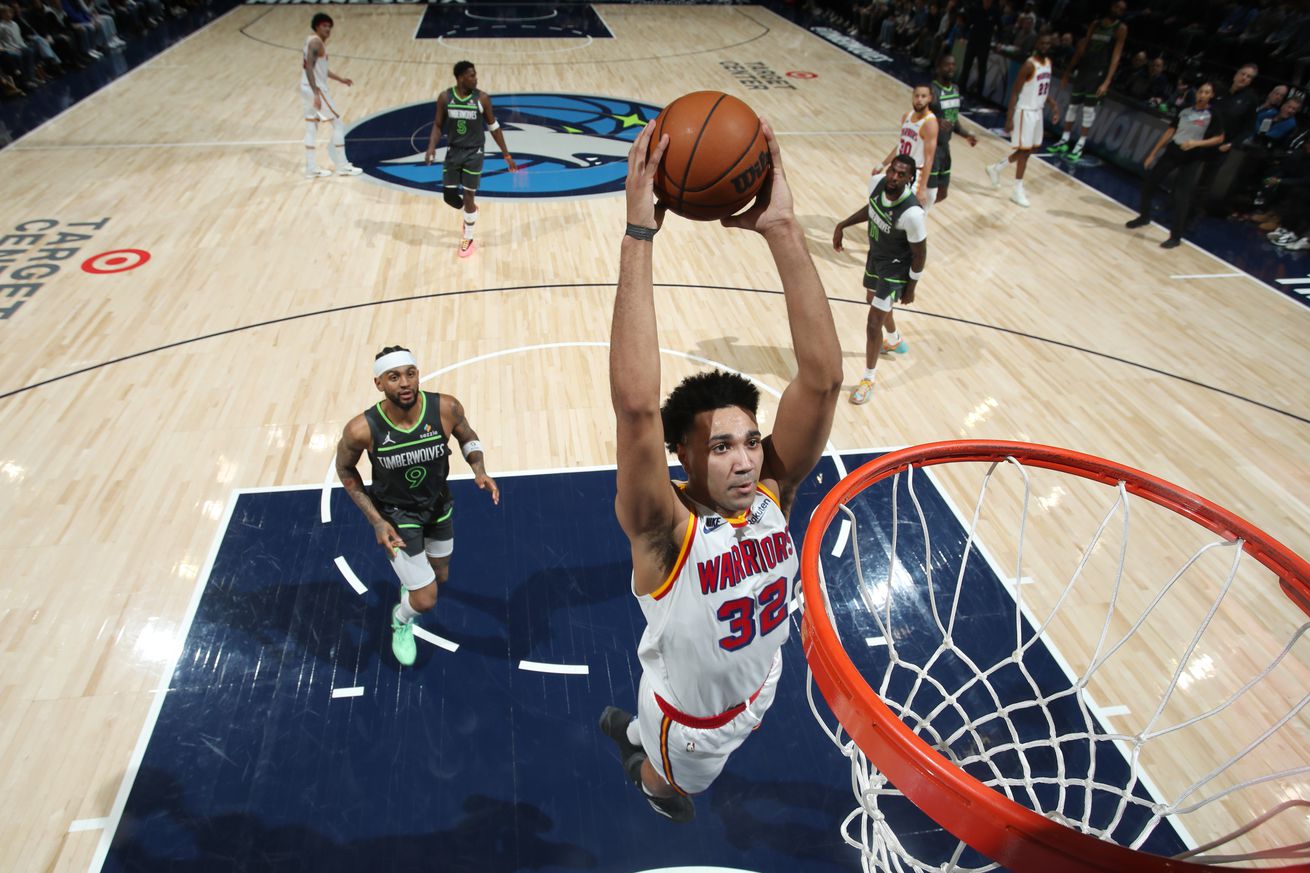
[391,390,418,410]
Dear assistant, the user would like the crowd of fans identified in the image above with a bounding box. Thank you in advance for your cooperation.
[0,0,210,99]
[810,0,1308,250]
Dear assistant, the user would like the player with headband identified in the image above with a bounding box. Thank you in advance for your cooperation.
[334,345,500,666]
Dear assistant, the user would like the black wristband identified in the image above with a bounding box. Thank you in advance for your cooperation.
[625,223,658,241]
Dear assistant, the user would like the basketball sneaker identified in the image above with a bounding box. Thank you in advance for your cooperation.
[850,379,875,405]
[1047,141,1070,154]
[985,164,1001,189]
[304,168,333,179]
[458,238,477,258]
[1268,228,1298,244]
[1066,147,1085,163]
[391,609,417,667]
[881,338,908,354]
[1284,236,1309,251]
[1011,188,1030,208]
[599,706,695,823]
[336,164,363,176]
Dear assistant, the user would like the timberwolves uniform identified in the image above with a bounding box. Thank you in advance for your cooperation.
[444,87,486,192]
[928,81,962,190]
[299,35,336,122]
[896,109,936,176]
[364,391,454,576]
[634,483,797,795]
[1013,56,1052,149]
[1071,17,1120,106]
[864,174,926,307]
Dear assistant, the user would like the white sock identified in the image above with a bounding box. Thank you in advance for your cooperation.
[1071,136,1085,152]
[862,367,878,382]
[327,120,349,167]
[626,719,641,747]
[884,330,900,345]
[304,122,318,172]
[393,591,419,625]
[1015,179,1025,194]
[462,210,477,240]
[991,158,1008,172]
[1058,129,1071,144]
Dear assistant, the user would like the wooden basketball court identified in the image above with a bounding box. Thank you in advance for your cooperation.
[1,3,1307,870]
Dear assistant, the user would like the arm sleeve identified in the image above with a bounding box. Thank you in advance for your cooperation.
[899,207,928,243]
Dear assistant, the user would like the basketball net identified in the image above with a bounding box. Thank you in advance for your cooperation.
[799,445,1310,872]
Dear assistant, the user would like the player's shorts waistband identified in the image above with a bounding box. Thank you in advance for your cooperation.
[655,677,766,730]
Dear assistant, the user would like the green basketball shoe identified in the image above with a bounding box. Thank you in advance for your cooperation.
[391,610,417,667]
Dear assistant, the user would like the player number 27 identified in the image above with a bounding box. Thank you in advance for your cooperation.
[716,577,789,652]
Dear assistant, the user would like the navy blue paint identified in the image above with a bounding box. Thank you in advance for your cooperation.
[415,3,612,40]
[0,0,243,147]
[103,454,1183,871]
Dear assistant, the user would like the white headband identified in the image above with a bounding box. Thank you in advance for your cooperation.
[373,350,418,378]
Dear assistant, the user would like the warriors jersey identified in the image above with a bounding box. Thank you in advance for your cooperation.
[300,35,328,91]
[1017,57,1053,111]
[636,483,798,719]
[896,110,935,171]
[364,391,452,512]
[444,87,484,151]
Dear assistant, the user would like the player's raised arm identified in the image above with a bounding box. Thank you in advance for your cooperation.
[723,121,843,511]
[611,124,678,542]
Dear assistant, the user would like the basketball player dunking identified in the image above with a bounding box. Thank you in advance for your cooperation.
[334,346,500,667]
[299,13,362,179]
[834,154,928,405]
[987,32,1057,208]
[873,85,938,209]
[599,121,843,822]
[423,61,519,258]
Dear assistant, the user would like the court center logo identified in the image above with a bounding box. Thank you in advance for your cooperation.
[344,93,662,199]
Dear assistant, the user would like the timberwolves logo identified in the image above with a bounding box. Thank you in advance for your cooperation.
[345,93,661,200]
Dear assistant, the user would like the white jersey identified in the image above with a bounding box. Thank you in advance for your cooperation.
[897,110,935,171]
[1016,56,1052,111]
[300,35,328,91]
[636,483,798,719]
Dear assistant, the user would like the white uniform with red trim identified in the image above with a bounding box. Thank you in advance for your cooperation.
[897,109,936,172]
[1011,56,1051,148]
[633,482,798,795]
[299,35,338,122]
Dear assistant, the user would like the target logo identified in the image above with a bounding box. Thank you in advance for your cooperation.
[82,249,151,274]
[786,70,818,79]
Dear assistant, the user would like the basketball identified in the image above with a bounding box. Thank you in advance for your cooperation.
[647,91,771,221]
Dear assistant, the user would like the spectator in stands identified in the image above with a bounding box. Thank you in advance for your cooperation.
[11,1,63,76]
[961,0,1001,95]
[40,0,96,62]
[1262,135,1310,250]
[1255,95,1301,145]
[1213,62,1260,152]
[62,0,123,52]
[1164,74,1195,113]
[1115,49,1150,98]
[1049,30,1075,72]
[1143,56,1172,105]
[1215,1,1257,40]
[0,2,38,91]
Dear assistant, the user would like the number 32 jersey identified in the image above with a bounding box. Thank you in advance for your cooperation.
[636,483,798,719]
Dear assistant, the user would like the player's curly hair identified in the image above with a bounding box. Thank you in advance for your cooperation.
[311,13,333,30]
[660,370,760,453]
[454,60,475,78]
[375,345,412,359]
